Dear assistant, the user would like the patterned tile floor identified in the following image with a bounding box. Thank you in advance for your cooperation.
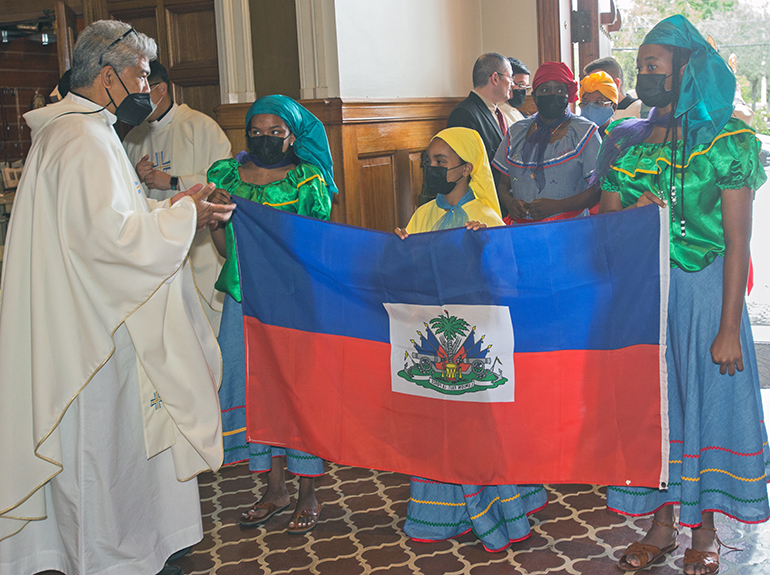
[169,462,770,575]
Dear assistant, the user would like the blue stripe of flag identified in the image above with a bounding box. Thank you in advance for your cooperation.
[232,198,662,353]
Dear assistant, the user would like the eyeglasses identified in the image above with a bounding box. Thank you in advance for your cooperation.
[512,81,531,90]
[99,27,138,66]
[495,72,514,83]
[579,100,614,107]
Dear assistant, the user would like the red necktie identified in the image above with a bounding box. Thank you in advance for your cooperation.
[495,107,507,136]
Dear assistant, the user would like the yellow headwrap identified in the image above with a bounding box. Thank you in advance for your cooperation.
[430,127,502,219]
[579,71,619,104]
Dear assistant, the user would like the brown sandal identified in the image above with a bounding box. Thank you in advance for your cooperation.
[239,500,290,529]
[286,503,322,534]
[683,527,740,575]
[617,519,679,572]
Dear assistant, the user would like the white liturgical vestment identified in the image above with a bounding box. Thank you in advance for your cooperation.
[0,94,223,575]
[124,103,232,332]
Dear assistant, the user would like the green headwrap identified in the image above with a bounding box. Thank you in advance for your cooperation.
[642,14,735,153]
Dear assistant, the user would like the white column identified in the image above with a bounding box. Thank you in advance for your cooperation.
[214,0,257,104]
[295,0,340,99]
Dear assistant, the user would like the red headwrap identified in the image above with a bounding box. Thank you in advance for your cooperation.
[532,61,578,103]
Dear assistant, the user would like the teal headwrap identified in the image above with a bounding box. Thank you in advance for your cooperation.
[245,95,338,197]
[642,14,735,153]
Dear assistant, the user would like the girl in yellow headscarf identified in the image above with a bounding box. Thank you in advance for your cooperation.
[395,128,547,551]
[395,127,504,237]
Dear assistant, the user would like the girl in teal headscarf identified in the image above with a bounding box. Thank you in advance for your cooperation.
[210,95,336,534]
[598,15,769,575]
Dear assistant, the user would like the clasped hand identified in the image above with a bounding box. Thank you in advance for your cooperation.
[136,154,173,190]
[504,197,561,221]
[170,183,236,231]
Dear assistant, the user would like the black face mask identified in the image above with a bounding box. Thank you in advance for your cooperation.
[424,164,466,196]
[635,73,675,108]
[507,89,527,108]
[107,71,156,126]
[247,134,290,166]
[535,94,569,119]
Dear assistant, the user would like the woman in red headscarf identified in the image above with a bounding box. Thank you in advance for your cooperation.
[492,61,602,223]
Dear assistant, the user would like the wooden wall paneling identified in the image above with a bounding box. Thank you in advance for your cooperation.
[394,149,413,229]
[82,0,103,25]
[408,151,424,216]
[176,84,220,118]
[340,124,361,226]
[322,120,345,223]
[164,1,219,118]
[249,0,301,99]
[0,38,60,162]
[55,0,78,73]
[358,154,397,232]
[536,0,562,65]
[106,6,163,58]
[100,0,221,118]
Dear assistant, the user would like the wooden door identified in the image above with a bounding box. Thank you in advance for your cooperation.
[96,0,221,119]
[55,0,78,73]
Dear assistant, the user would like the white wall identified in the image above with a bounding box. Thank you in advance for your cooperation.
[480,0,538,76]
[298,0,542,99]
[333,0,482,98]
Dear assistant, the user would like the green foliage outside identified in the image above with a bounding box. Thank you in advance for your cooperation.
[611,0,769,133]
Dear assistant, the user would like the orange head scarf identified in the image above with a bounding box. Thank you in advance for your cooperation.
[579,71,619,104]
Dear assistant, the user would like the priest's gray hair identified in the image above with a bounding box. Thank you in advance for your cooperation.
[70,20,157,90]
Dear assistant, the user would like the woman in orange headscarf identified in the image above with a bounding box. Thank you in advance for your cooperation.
[578,70,619,137]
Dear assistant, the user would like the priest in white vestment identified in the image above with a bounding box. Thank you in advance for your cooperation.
[123,60,232,333]
[0,21,235,575]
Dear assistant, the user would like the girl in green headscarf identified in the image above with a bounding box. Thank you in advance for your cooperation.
[211,95,336,534]
[597,15,769,575]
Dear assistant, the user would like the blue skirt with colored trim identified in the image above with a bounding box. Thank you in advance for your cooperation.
[607,257,770,526]
[218,294,323,476]
[404,479,547,552]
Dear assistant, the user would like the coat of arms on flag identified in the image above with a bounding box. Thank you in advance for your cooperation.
[386,304,514,401]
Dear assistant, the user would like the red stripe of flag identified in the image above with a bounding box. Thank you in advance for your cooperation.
[245,316,663,487]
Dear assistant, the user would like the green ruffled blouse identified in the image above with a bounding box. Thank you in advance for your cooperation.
[602,117,766,271]
[208,159,332,300]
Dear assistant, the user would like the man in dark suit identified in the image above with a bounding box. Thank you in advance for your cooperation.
[445,53,514,212]
[448,53,513,164]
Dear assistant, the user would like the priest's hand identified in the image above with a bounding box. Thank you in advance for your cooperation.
[143,169,173,190]
[171,183,236,230]
[395,227,409,240]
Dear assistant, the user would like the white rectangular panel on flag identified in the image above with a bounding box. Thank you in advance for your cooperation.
[384,303,515,403]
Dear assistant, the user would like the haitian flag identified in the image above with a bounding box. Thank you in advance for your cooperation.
[232,198,670,488]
